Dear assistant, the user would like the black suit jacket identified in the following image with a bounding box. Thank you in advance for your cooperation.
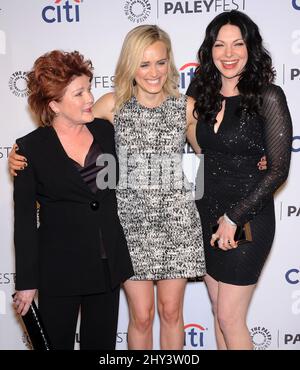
[14,118,133,296]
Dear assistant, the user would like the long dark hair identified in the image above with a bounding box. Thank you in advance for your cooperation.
[191,10,275,125]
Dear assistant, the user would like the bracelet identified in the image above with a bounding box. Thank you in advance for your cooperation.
[223,213,237,227]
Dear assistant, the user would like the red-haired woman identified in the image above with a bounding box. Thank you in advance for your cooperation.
[12,50,133,350]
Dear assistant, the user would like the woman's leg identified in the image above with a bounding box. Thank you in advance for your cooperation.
[123,280,155,349]
[157,278,187,350]
[203,274,227,350]
[217,282,256,350]
[80,286,120,350]
[38,293,80,350]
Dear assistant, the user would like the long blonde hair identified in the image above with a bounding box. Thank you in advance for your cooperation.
[114,24,179,113]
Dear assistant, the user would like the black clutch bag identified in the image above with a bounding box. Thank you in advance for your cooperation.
[12,294,52,350]
[211,222,252,248]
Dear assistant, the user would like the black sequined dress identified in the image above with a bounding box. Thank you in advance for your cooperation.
[195,85,292,285]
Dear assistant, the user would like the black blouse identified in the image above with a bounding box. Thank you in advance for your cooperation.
[70,139,107,258]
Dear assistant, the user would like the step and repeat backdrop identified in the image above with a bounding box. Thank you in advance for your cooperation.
[0,0,299,350]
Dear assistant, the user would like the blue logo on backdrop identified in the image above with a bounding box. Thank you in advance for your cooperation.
[286,269,300,284]
[292,136,300,152]
[42,0,82,23]
[179,62,198,91]
[184,323,206,348]
[292,0,300,10]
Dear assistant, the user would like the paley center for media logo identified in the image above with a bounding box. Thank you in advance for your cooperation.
[124,0,152,23]
[184,323,207,349]
[163,0,246,15]
[8,71,29,98]
[42,0,82,23]
[250,326,272,350]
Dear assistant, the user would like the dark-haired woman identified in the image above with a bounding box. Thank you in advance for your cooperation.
[186,10,292,349]
[12,50,133,350]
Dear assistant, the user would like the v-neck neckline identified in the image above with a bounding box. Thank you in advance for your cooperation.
[69,139,95,169]
[48,125,97,196]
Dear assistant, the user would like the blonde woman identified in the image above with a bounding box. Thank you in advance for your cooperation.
[93,25,205,350]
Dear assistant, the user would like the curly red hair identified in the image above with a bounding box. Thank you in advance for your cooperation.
[27,50,93,126]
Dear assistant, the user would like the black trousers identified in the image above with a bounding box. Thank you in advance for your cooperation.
[38,265,120,350]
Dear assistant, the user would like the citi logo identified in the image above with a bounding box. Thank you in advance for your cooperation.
[179,62,198,91]
[184,323,206,348]
[292,0,300,10]
[285,268,300,284]
[42,0,82,23]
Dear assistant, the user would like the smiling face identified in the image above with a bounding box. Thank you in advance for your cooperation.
[50,74,94,125]
[134,40,169,98]
[212,24,248,83]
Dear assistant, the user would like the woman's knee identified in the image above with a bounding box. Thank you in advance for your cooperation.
[158,301,182,325]
[130,306,154,332]
[217,309,243,333]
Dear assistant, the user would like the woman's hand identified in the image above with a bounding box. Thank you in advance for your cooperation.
[13,289,37,316]
[210,216,237,251]
[8,144,27,176]
[257,155,267,170]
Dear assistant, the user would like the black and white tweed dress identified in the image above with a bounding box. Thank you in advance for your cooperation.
[114,94,205,280]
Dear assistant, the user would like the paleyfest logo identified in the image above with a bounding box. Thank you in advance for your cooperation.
[124,0,151,23]
[163,0,246,14]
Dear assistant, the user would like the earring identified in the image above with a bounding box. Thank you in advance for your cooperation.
[132,79,136,86]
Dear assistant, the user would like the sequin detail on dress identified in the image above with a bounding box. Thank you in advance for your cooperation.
[193,85,292,285]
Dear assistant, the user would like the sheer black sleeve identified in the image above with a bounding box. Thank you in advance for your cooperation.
[227,85,293,226]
